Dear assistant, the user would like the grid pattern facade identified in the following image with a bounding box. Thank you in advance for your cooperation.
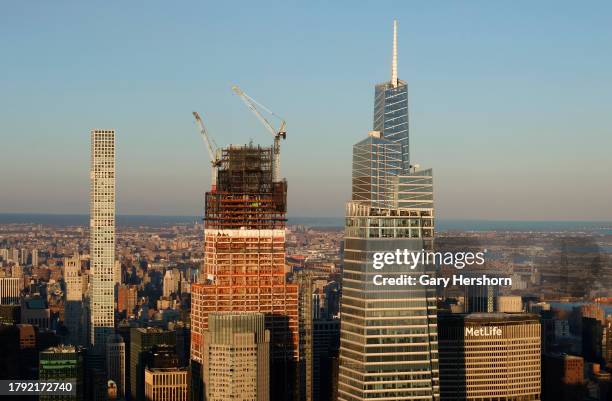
[90,129,115,351]
[130,327,176,401]
[339,88,438,400]
[0,277,21,304]
[374,81,410,171]
[144,368,188,401]
[191,144,299,401]
[64,257,84,346]
[339,202,439,401]
[438,313,541,401]
[106,335,126,398]
[202,313,270,401]
[39,346,84,401]
[352,135,402,208]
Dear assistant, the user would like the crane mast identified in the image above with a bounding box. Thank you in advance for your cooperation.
[231,85,286,181]
[192,111,220,191]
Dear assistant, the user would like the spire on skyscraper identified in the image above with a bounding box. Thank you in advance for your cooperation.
[391,19,398,88]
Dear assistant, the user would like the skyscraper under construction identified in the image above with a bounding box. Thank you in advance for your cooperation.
[337,20,439,401]
[191,143,299,401]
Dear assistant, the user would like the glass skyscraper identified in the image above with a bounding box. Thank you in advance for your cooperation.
[373,20,411,172]
[337,20,439,401]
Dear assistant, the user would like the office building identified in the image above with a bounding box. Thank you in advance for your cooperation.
[39,345,85,401]
[21,296,50,329]
[438,313,541,400]
[496,295,523,312]
[583,316,604,363]
[130,327,176,401]
[464,273,500,313]
[20,248,28,265]
[11,248,19,263]
[11,263,23,281]
[106,334,126,398]
[118,284,138,316]
[191,144,299,401]
[0,277,21,304]
[297,273,340,401]
[163,270,175,298]
[32,249,39,267]
[90,129,116,352]
[338,20,438,401]
[64,256,85,345]
[202,313,270,401]
[144,364,188,401]
[0,304,21,324]
[542,354,585,401]
[373,19,410,171]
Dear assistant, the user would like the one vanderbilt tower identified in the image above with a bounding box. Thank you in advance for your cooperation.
[338,20,439,401]
[374,19,411,172]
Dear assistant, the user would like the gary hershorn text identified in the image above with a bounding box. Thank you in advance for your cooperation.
[372,274,512,288]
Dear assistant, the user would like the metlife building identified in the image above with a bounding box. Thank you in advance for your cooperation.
[438,313,542,401]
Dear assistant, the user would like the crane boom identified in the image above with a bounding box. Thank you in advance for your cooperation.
[192,111,216,162]
[192,111,220,191]
[231,85,286,181]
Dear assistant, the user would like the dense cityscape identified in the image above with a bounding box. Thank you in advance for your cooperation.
[1,16,611,401]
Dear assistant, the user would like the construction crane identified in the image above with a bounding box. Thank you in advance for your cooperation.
[192,111,221,191]
[231,85,286,181]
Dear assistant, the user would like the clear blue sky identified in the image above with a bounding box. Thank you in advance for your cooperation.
[1,1,611,220]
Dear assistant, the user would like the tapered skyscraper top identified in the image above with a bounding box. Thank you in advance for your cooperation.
[391,19,398,88]
[374,19,410,171]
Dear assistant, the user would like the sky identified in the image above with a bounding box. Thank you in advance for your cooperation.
[1,1,611,220]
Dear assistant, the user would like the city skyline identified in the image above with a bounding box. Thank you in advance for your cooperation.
[0,5,611,400]
[1,2,611,221]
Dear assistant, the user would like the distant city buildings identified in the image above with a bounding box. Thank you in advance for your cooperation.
[0,277,21,304]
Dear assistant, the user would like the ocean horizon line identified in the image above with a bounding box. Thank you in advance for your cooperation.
[1,213,611,232]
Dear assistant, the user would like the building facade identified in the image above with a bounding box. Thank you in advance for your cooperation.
[89,129,116,352]
[0,277,21,304]
[338,20,439,401]
[130,327,177,401]
[144,367,188,401]
[438,313,541,401]
[64,256,85,345]
[373,20,410,172]
[39,345,85,401]
[190,144,299,401]
[106,334,126,398]
[201,313,270,401]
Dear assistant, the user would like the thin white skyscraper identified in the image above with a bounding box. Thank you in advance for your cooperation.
[90,129,116,353]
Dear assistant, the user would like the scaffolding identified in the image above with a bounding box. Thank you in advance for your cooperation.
[192,142,298,367]
[205,144,287,230]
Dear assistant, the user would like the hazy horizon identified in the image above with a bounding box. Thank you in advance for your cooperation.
[1,1,611,220]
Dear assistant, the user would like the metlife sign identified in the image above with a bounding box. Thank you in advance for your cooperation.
[465,326,502,337]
